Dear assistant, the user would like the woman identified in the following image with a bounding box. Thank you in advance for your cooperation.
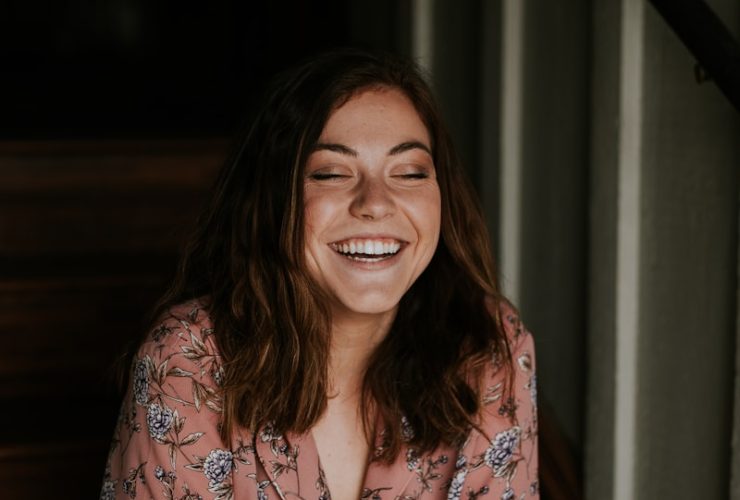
[101,49,538,500]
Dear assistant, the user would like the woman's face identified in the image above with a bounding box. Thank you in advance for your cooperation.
[303,88,442,321]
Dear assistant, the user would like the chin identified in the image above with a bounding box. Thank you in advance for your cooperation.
[331,293,402,318]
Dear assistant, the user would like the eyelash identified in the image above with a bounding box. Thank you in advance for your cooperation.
[307,170,431,181]
[397,172,429,179]
[309,173,347,180]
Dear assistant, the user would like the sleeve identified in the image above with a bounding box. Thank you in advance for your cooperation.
[100,308,235,500]
[448,310,539,500]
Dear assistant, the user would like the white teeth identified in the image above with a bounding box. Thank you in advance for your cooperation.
[331,239,403,257]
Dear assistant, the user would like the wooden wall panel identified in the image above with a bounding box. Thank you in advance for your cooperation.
[0,140,228,499]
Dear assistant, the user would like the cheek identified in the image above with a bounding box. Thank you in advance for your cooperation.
[302,195,325,239]
[302,203,324,281]
[303,193,342,245]
[425,195,442,259]
[417,190,442,240]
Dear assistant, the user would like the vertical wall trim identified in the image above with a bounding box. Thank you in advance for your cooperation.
[499,0,524,304]
[731,204,740,500]
[411,0,435,74]
[613,0,643,498]
[479,0,501,246]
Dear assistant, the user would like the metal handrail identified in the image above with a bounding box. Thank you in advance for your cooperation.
[649,0,740,113]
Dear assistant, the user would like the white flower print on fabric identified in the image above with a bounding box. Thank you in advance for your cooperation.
[146,403,174,439]
[211,364,225,387]
[99,479,115,500]
[529,480,540,495]
[517,353,532,373]
[447,468,467,500]
[401,415,416,442]
[122,478,136,497]
[484,427,521,477]
[528,374,537,405]
[133,358,149,405]
[501,486,515,500]
[259,422,282,443]
[406,448,421,471]
[203,449,234,488]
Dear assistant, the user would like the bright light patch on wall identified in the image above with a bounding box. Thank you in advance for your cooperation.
[614,0,644,498]
[411,0,435,74]
[498,0,524,304]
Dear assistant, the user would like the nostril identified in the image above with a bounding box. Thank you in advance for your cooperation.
[349,181,396,220]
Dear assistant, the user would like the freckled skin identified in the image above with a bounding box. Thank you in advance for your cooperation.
[303,88,442,324]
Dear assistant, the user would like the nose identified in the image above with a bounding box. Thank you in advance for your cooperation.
[349,176,395,221]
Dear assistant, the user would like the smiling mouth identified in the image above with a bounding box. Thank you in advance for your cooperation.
[329,238,403,262]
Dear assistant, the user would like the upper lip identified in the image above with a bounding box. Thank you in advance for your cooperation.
[328,233,408,245]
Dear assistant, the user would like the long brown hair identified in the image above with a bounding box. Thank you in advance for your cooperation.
[154,48,511,461]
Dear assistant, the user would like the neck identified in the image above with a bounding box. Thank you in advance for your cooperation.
[327,307,396,400]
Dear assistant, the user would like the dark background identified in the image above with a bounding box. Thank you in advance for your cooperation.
[0,1,408,139]
[0,1,412,498]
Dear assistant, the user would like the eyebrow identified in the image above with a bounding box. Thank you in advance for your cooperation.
[313,140,432,157]
[388,141,432,156]
[313,143,358,157]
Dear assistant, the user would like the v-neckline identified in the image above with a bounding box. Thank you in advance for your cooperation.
[253,423,419,499]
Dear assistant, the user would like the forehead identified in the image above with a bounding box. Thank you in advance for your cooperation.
[319,88,430,145]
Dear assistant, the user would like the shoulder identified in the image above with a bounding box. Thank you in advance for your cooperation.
[141,298,219,362]
[104,298,231,498]
[498,299,534,368]
[124,297,225,446]
[131,298,224,409]
[147,298,214,343]
[477,297,536,426]
[450,299,539,498]
[484,296,534,364]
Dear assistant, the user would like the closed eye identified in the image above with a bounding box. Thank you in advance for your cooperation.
[397,172,429,179]
[390,162,434,181]
[308,172,350,181]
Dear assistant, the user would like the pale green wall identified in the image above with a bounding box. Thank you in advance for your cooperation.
[518,0,590,453]
[587,0,739,498]
[634,4,739,496]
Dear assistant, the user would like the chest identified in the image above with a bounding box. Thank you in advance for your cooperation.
[246,420,460,500]
[311,403,371,499]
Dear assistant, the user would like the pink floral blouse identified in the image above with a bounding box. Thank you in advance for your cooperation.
[101,300,538,500]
